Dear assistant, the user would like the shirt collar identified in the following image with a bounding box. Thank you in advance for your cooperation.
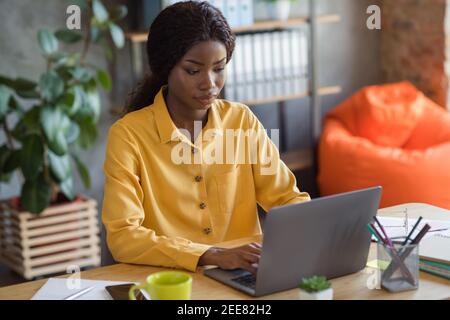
[152,86,223,144]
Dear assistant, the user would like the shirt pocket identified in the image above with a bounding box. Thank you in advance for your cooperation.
[214,167,244,214]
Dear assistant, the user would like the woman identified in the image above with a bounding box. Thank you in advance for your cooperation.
[102,1,310,275]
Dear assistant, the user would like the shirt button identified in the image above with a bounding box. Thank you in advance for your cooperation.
[199,202,207,209]
[195,175,203,182]
[203,228,212,235]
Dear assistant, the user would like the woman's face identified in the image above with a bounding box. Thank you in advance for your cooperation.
[167,40,227,112]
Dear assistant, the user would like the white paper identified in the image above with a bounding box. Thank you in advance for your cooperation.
[31,278,133,300]
[374,217,450,241]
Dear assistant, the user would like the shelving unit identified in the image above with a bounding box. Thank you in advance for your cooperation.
[124,2,341,173]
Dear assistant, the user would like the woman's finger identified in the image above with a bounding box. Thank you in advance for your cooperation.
[240,262,258,275]
[240,251,260,264]
[242,244,262,255]
[250,242,262,248]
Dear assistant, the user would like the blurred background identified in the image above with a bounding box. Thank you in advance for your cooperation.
[1,0,449,286]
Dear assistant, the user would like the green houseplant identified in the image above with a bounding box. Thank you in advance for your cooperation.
[0,0,127,280]
[0,0,127,214]
[298,275,333,300]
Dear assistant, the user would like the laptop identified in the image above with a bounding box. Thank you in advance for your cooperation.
[203,186,382,296]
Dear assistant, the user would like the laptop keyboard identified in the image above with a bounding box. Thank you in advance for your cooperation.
[231,274,256,289]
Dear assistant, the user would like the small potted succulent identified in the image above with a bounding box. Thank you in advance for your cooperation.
[298,276,333,300]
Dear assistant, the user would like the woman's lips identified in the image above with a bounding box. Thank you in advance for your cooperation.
[196,95,216,106]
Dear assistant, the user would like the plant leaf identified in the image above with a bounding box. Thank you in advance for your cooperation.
[109,23,124,48]
[96,69,112,91]
[0,75,16,88]
[40,106,70,155]
[90,25,101,43]
[72,153,91,189]
[3,149,21,173]
[110,5,128,21]
[60,86,83,115]
[39,71,64,102]
[76,118,97,149]
[71,0,88,9]
[12,106,41,141]
[66,121,80,144]
[79,79,101,122]
[0,85,12,119]
[37,29,58,56]
[70,67,92,83]
[48,150,72,182]
[11,77,37,92]
[0,145,11,179]
[20,174,52,214]
[55,29,83,44]
[60,175,75,200]
[20,134,44,180]
[92,0,109,23]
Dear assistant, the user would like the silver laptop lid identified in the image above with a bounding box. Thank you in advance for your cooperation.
[254,186,382,296]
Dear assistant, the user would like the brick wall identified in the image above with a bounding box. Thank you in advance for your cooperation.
[381,0,449,109]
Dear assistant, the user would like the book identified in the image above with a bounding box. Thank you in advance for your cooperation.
[419,259,450,280]
[419,234,450,265]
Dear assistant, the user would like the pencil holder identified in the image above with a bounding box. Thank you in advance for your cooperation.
[377,242,419,292]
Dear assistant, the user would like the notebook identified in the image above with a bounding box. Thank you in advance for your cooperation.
[31,278,132,300]
[419,234,450,265]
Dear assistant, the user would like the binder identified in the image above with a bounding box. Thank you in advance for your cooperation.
[281,30,291,96]
[243,34,254,101]
[225,0,239,28]
[233,35,245,101]
[272,31,283,96]
[238,0,254,27]
[253,33,265,99]
[262,32,274,99]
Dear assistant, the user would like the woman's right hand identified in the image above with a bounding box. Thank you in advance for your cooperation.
[198,242,262,275]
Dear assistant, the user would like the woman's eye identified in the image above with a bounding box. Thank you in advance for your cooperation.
[215,67,225,73]
[186,69,199,75]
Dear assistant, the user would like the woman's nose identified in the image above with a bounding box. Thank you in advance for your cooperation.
[199,72,215,90]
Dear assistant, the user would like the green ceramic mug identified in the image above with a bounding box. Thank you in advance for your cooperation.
[128,271,192,300]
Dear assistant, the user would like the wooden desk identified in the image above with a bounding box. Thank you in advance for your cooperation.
[0,203,449,300]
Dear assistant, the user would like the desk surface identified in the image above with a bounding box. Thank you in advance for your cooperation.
[0,203,449,300]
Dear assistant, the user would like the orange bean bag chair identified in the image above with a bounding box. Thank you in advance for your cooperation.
[317,81,450,209]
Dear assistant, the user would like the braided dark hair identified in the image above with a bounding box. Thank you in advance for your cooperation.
[123,1,235,114]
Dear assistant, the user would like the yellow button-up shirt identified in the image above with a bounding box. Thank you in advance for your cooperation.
[102,87,310,272]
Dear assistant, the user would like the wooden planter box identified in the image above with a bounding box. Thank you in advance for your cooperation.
[0,196,101,280]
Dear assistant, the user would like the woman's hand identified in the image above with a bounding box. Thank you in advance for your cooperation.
[198,242,262,274]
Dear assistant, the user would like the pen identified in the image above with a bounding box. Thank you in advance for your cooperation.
[63,286,94,300]
[369,223,385,243]
[373,216,393,247]
[367,224,382,243]
[410,223,431,245]
[402,216,422,245]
